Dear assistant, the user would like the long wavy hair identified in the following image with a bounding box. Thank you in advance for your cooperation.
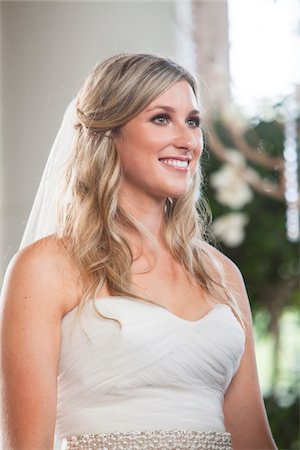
[56,53,244,330]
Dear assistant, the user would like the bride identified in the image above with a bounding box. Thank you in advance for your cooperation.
[0,53,277,449]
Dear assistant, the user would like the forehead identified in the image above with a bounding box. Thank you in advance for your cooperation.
[146,80,198,110]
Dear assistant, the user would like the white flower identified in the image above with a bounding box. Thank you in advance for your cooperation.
[212,212,249,247]
[210,150,254,209]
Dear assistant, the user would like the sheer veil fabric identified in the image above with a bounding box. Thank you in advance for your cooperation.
[19,98,77,250]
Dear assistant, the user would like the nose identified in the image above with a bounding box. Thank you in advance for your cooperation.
[172,124,198,152]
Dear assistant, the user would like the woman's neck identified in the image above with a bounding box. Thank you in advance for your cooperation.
[118,188,166,242]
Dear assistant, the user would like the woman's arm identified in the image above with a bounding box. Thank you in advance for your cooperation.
[0,237,77,450]
[220,253,278,450]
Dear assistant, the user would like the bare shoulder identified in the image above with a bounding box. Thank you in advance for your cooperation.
[200,240,250,315]
[0,235,81,448]
[200,240,244,284]
[1,234,81,317]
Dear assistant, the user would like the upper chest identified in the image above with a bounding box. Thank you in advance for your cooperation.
[129,247,213,319]
[65,242,214,321]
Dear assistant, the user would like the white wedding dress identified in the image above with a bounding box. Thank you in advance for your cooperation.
[54,296,245,450]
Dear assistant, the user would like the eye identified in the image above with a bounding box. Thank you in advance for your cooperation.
[151,113,170,125]
[187,117,201,128]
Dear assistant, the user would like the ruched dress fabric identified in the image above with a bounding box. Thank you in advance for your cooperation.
[55,296,245,449]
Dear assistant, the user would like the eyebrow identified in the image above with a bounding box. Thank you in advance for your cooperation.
[146,105,200,115]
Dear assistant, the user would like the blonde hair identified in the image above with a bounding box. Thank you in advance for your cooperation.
[56,53,244,330]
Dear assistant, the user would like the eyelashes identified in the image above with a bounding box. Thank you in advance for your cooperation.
[151,113,201,128]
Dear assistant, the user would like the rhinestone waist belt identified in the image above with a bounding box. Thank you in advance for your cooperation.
[63,429,232,450]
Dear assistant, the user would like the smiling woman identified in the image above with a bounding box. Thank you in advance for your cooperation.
[113,81,203,200]
[0,53,277,450]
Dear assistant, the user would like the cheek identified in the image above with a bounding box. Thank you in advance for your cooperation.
[196,142,202,157]
[196,132,204,158]
[194,133,204,157]
[114,134,138,167]
[117,142,153,178]
[117,131,161,169]
[190,137,203,175]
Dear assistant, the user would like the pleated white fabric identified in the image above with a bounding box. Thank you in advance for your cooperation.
[55,296,245,444]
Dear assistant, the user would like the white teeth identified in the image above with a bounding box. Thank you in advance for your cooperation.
[160,159,188,168]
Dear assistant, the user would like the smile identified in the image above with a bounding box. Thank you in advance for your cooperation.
[158,158,189,172]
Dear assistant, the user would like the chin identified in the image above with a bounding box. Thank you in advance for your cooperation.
[165,188,189,198]
[170,192,188,199]
[171,183,191,197]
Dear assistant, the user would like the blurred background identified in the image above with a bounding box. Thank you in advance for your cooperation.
[0,1,299,448]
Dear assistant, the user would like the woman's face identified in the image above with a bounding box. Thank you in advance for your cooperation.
[113,80,203,201]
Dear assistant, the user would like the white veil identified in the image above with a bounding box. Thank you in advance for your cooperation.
[19,98,78,250]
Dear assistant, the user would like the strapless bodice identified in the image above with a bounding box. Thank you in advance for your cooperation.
[55,296,245,446]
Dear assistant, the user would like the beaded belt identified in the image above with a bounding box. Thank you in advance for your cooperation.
[63,429,232,450]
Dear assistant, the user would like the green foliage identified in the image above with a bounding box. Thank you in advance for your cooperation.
[264,395,299,450]
[202,117,299,316]
[202,114,299,449]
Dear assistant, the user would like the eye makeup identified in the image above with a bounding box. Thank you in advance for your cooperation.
[151,113,201,128]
